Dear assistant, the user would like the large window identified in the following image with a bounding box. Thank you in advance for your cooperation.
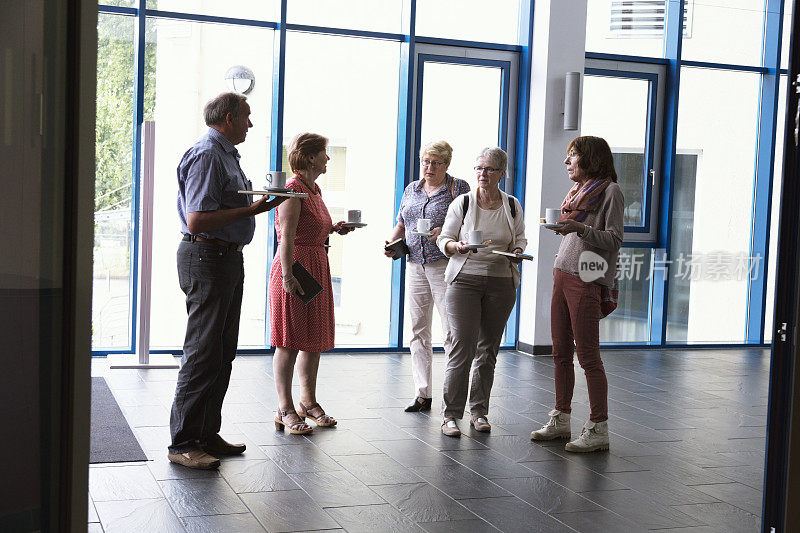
[283,32,400,347]
[146,19,275,348]
[93,13,137,349]
[667,67,761,343]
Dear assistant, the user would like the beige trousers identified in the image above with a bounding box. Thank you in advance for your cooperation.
[406,259,452,398]
[441,273,516,419]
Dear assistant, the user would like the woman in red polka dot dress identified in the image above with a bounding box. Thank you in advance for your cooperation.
[269,132,353,435]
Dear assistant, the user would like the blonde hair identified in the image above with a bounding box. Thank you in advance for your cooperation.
[288,132,328,173]
[419,140,453,165]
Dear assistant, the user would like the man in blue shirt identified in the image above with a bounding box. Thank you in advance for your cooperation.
[168,92,283,470]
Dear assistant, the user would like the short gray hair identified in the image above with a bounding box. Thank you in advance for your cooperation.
[420,140,453,165]
[477,147,507,171]
[204,92,247,126]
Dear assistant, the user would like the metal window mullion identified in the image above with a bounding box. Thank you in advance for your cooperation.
[126,0,147,354]
[649,0,684,345]
[748,0,784,344]
[389,0,416,349]
[265,0,288,348]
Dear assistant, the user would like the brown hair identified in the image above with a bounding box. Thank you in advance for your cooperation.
[203,92,247,126]
[288,132,328,173]
[567,136,618,183]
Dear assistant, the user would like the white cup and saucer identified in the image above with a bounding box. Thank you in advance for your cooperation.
[342,209,367,229]
[463,229,488,250]
[265,171,290,192]
[411,218,433,237]
[540,208,565,230]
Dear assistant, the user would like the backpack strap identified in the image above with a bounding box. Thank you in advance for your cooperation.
[461,195,469,223]
[508,196,516,218]
[450,177,456,200]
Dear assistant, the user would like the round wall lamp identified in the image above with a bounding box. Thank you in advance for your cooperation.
[225,65,255,95]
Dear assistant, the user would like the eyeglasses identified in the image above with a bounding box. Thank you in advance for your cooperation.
[421,159,446,168]
[474,166,501,174]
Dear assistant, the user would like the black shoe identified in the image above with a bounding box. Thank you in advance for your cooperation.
[404,397,432,412]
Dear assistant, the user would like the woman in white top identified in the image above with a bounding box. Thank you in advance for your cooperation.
[436,147,527,437]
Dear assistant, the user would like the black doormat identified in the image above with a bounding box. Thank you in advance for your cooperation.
[90,377,147,463]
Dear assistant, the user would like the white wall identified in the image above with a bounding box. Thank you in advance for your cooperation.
[517,0,588,350]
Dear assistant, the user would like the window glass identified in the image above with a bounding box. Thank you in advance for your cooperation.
[764,75,788,343]
[287,0,405,34]
[415,0,521,45]
[100,0,134,7]
[145,0,279,21]
[145,19,274,348]
[601,248,653,343]
[585,0,666,58]
[283,32,400,347]
[581,74,651,227]
[667,67,760,343]
[781,0,793,70]
[93,13,136,349]
[681,0,766,66]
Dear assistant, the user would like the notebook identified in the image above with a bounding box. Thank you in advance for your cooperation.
[384,238,410,259]
[292,261,323,304]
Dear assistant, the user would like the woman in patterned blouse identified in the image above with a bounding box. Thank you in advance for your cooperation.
[384,140,470,413]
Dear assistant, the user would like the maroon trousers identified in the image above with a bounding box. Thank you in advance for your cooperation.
[551,268,608,423]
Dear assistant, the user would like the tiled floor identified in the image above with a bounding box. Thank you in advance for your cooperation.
[89,348,768,532]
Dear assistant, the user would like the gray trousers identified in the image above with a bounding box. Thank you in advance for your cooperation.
[169,241,244,454]
[442,273,517,419]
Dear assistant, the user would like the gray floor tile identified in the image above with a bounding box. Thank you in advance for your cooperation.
[524,459,628,493]
[219,459,299,493]
[419,519,499,532]
[442,449,538,479]
[159,477,248,517]
[580,488,704,529]
[551,508,647,533]
[334,453,424,485]
[94,498,184,533]
[372,440,458,468]
[411,465,511,500]
[241,490,341,532]
[372,482,476,523]
[303,428,381,456]
[493,476,601,514]
[89,465,163,502]
[692,482,763,516]
[288,470,385,507]
[460,496,571,533]
[602,471,721,506]
[324,504,422,533]
[673,502,761,532]
[261,443,343,474]
[181,512,266,532]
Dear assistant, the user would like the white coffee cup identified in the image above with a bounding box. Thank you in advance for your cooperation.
[467,230,483,245]
[268,171,286,189]
[545,208,561,225]
[347,209,362,223]
[417,218,431,233]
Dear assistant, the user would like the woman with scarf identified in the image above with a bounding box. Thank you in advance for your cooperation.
[530,136,624,452]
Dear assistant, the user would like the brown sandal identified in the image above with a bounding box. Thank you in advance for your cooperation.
[275,407,313,435]
[298,401,337,427]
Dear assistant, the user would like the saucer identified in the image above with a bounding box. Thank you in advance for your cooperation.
[342,222,368,228]
[411,231,433,237]
[492,250,534,260]
[263,186,293,193]
[463,243,489,250]
[540,223,565,230]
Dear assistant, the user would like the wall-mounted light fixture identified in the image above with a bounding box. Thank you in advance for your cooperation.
[564,71,581,131]
[225,65,255,95]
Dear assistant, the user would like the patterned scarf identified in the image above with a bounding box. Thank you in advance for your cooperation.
[560,178,610,222]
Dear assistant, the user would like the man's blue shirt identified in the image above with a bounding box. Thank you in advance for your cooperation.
[177,128,255,244]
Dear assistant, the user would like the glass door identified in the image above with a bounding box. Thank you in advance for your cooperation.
[582,60,665,343]
[403,44,519,348]
[583,59,665,242]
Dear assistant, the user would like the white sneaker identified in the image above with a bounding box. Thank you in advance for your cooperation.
[564,420,609,452]
[530,409,571,441]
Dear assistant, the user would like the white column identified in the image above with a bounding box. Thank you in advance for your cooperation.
[518,0,588,352]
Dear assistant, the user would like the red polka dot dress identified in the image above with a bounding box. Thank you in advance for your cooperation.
[269,176,335,352]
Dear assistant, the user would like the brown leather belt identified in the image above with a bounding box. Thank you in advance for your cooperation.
[182,234,244,251]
